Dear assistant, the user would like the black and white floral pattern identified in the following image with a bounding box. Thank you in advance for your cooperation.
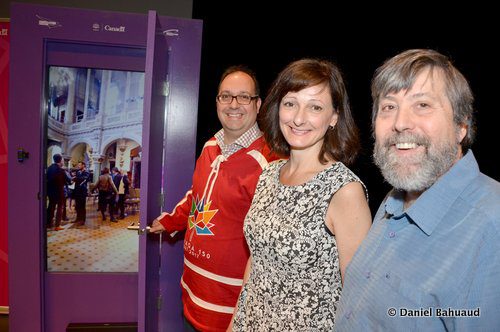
[233,159,365,331]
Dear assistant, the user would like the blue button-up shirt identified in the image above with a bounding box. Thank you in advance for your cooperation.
[335,151,500,331]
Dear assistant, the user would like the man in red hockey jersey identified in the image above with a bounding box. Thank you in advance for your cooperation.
[150,65,278,331]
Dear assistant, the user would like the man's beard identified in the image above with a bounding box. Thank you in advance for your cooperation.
[373,132,459,192]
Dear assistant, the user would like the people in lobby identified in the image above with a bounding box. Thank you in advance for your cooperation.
[47,153,69,231]
[112,167,129,219]
[94,167,118,222]
[72,161,91,226]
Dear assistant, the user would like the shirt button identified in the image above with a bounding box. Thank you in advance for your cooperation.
[385,273,390,279]
[365,271,371,279]
[389,231,396,238]
[345,310,352,319]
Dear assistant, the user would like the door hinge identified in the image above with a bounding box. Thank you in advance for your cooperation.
[157,294,163,311]
[162,80,170,97]
[158,192,164,207]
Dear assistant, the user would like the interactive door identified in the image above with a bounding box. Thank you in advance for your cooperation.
[8,4,201,331]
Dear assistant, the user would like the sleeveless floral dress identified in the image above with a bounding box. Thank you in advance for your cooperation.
[233,159,366,331]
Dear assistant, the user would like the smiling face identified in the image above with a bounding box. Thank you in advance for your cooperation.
[279,83,338,156]
[373,68,467,192]
[216,71,261,144]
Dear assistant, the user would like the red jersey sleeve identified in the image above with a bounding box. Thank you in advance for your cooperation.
[157,188,193,234]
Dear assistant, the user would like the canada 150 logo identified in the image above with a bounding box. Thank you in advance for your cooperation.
[188,196,218,235]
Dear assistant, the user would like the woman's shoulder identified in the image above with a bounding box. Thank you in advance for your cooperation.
[328,162,368,199]
[329,162,358,178]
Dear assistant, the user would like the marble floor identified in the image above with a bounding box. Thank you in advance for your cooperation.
[46,198,140,273]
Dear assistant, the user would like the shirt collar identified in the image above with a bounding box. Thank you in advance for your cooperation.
[384,150,479,236]
[214,123,262,157]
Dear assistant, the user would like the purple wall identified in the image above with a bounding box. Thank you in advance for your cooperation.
[8,3,201,331]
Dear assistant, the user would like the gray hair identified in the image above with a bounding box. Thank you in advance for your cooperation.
[371,49,475,151]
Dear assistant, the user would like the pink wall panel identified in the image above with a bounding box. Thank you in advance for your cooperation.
[0,19,9,307]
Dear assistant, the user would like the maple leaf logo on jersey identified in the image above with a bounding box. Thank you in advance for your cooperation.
[188,196,218,235]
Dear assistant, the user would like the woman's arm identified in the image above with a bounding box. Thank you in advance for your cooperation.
[326,181,372,283]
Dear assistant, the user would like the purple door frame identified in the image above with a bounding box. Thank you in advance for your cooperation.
[8,4,201,331]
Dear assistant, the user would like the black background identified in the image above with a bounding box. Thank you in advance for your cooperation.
[0,3,495,328]
[192,2,499,214]
[3,1,495,214]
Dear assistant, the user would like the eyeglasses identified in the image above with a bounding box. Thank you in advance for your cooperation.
[216,94,259,105]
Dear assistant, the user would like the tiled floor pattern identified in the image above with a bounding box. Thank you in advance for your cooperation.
[47,199,140,272]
